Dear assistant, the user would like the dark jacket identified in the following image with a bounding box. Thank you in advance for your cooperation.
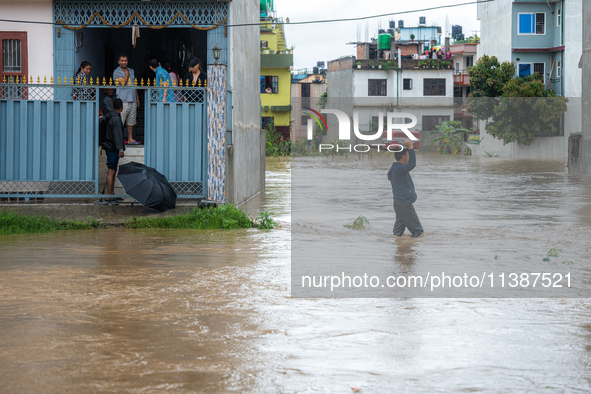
[182,71,207,88]
[102,111,126,153]
[387,149,417,204]
[101,95,114,117]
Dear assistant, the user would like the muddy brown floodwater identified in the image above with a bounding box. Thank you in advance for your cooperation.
[1,155,591,392]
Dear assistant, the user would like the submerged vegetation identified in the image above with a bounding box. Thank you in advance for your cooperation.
[1,205,277,235]
[344,216,371,230]
[255,210,278,230]
[0,210,101,236]
[543,247,573,265]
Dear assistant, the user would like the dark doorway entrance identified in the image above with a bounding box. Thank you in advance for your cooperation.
[75,27,207,141]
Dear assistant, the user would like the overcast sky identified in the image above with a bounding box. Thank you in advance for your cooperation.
[278,0,481,71]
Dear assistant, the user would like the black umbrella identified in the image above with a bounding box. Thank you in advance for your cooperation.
[117,162,177,212]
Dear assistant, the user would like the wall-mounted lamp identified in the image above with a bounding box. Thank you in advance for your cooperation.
[213,44,221,64]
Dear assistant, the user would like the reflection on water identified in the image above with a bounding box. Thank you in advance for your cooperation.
[1,156,591,391]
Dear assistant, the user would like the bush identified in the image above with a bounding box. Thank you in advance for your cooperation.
[265,124,291,156]
[125,204,254,230]
[0,210,100,235]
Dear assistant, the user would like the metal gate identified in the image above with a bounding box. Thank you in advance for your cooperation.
[0,83,207,199]
[145,87,208,197]
[0,83,98,198]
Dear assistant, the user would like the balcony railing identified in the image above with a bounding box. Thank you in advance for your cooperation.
[354,59,454,70]
[453,72,471,86]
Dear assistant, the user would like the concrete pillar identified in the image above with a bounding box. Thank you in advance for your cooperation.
[207,64,227,203]
[577,0,591,173]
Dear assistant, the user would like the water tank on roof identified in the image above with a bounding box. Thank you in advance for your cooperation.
[378,33,391,50]
[387,28,394,35]
[419,16,426,25]
[260,0,268,11]
[313,66,319,74]
[317,61,325,68]
[378,29,385,34]
[452,25,463,38]
[398,20,404,28]
[389,20,396,29]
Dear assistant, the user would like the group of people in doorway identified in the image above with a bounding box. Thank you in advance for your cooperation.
[76,54,206,144]
[87,54,206,205]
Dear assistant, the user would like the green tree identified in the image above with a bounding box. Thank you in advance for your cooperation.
[486,75,568,145]
[428,120,469,154]
[467,56,568,145]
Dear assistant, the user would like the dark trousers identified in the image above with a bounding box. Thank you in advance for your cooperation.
[393,200,423,237]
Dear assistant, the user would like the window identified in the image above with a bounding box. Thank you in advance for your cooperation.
[422,115,450,131]
[0,32,28,83]
[557,9,561,27]
[455,62,460,74]
[518,13,545,35]
[518,63,545,81]
[260,75,278,93]
[557,60,561,78]
[260,41,268,49]
[301,83,311,98]
[371,116,387,131]
[2,39,21,72]
[465,56,473,69]
[368,79,387,96]
[423,78,446,96]
[262,116,274,129]
[403,78,413,90]
[533,62,545,77]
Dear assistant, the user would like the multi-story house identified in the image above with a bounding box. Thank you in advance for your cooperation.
[325,53,454,148]
[260,0,293,140]
[477,0,582,159]
[450,43,478,131]
[0,0,263,204]
[291,67,327,141]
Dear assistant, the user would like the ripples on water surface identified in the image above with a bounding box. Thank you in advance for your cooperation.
[1,155,591,392]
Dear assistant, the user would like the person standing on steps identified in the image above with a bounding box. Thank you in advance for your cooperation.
[95,98,125,206]
[113,54,141,145]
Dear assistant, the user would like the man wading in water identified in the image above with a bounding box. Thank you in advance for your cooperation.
[387,139,423,237]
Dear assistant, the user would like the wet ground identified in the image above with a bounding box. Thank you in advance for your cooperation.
[1,155,591,392]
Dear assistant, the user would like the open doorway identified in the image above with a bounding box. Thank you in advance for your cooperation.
[74,27,208,141]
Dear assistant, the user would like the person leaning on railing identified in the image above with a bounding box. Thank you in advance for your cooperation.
[73,61,95,101]
[182,56,206,102]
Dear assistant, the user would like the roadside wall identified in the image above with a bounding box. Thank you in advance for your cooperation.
[227,0,264,204]
[578,0,591,173]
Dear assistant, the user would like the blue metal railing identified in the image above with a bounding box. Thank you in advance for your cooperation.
[0,84,207,199]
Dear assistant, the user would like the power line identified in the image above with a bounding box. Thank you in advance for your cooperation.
[0,0,492,28]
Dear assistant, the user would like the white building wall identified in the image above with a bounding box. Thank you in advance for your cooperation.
[564,0,582,98]
[228,0,264,205]
[477,0,513,61]
[352,69,453,105]
[0,0,53,80]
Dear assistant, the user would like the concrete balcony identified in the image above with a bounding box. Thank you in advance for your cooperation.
[449,43,478,55]
[261,53,293,68]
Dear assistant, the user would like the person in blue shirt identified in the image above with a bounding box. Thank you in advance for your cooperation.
[387,139,423,237]
[148,59,174,102]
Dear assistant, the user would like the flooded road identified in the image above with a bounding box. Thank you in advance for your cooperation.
[2,155,591,392]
